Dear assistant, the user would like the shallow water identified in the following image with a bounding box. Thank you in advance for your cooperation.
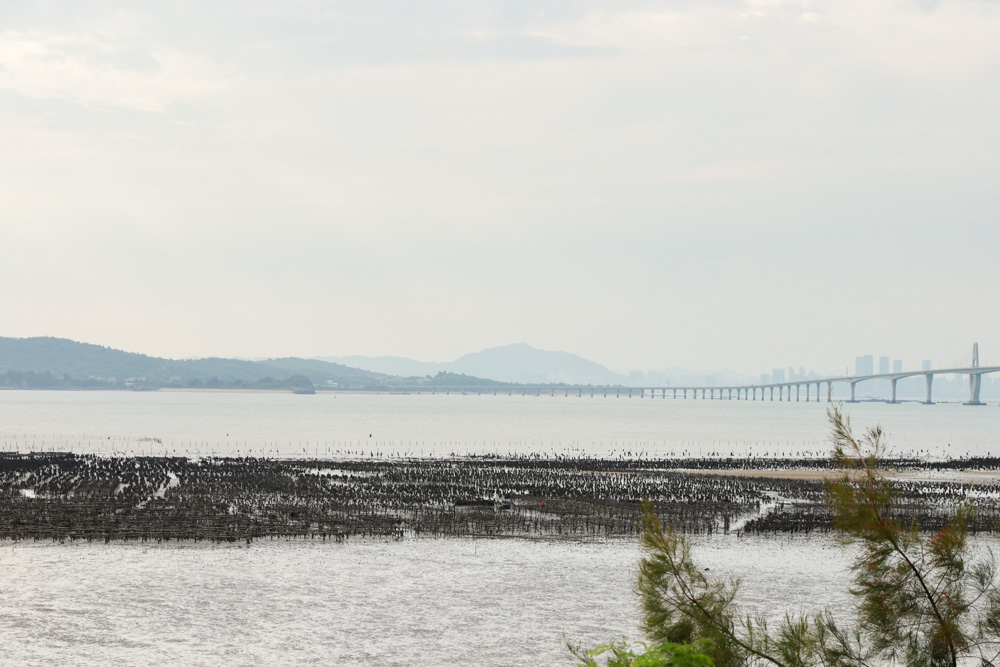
[2,390,996,664]
[1,535,854,666]
[1,390,998,459]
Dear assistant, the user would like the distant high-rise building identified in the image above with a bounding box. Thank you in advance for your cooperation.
[922,360,932,371]
[646,372,668,386]
[798,366,805,378]
[772,368,786,383]
[788,366,795,380]
[856,355,874,376]
[760,373,770,385]
[879,356,890,374]
[892,359,902,373]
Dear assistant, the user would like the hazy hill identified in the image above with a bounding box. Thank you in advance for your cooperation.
[317,343,627,385]
[315,355,444,378]
[257,357,385,385]
[0,337,384,389]
[0,337,179,381]
[449,343,625,385]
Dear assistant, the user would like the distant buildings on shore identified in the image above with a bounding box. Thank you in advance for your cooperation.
[624,352,997,400]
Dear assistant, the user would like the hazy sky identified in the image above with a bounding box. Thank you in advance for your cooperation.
[3,0,999,375]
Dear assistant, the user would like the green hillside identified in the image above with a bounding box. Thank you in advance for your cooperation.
[0,337,385,390]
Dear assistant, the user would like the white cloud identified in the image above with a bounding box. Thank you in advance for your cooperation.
[2,0,1000,370]
[0,30,234,111]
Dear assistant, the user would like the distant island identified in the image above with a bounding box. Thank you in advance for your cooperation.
[0,337,542,392]
[3,337,777,394]
[317,342,628,385]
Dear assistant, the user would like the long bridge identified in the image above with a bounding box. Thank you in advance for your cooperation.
[391,344,998,405]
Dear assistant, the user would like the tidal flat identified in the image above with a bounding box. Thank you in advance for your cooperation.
[3,452,1000,543]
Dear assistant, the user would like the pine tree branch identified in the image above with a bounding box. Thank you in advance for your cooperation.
[829,405,960,667]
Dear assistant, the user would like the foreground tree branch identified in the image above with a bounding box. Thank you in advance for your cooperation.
[575,405,1000,666]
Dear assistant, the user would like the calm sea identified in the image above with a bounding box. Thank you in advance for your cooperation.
[1,389,998,458]
[1,390,996,665]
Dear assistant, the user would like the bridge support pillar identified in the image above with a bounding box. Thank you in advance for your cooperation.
[965,374,985,405]
[889,378,898,404]
[923,374,933,404]
[826,381,832,402]
[769,387,774,401]
[805,384,810,401]
[848,382,857,402]
[796,385,801,402]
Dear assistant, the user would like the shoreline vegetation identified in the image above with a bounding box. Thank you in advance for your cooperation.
[572,407,1000,666]
[2,452,999,544]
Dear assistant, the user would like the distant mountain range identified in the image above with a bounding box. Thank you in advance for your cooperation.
[6,337,750,391]
[0,337,387,390]
[316,343,629,385]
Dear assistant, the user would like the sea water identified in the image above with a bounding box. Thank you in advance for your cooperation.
[0,535,854,666]
[1,389,998,459]
[1,390,997,664]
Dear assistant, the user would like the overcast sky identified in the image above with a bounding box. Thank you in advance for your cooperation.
[2,0,999,375]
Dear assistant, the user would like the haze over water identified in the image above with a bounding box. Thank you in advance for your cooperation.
[2,389,994,664]
[2,390,997,459]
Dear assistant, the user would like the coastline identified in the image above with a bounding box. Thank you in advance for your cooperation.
[686,467,1000,484]
[3,452,999,543]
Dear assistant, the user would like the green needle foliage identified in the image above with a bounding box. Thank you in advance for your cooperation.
[824,405,1000,666]
[572,639,716,666]
[576,405,1000,666]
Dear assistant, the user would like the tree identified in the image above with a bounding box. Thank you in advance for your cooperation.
[579,405,1000,666]
[572,639,715,666]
